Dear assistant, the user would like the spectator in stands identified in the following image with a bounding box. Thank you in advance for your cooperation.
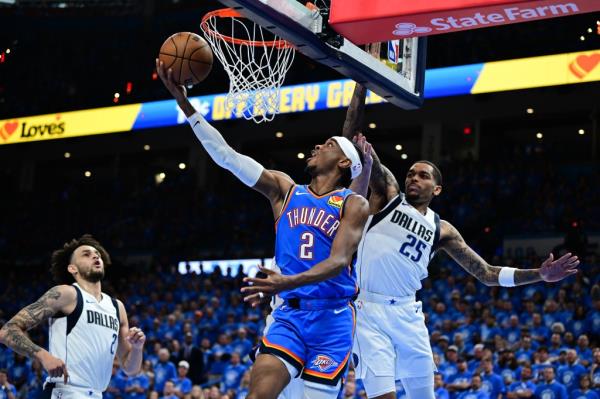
[125,369,151,399]
[221,353,247,393]
[0,370,16,399]
[457,374,489,399]
[515,336,536,365]
[161,381,178,399]
[22,359,44,399]
[591,349,600,391]
[440,346,460,381]
[190,385,204,399]
[569,375,599,399]
[480,357,505,399]
[447,357,472,398]
[535,367,568,399]
[155,348,177,393]
[179,332,204,384]
[530,314,550,345]
[173,361,193,399]
[532,347,553,381]
[230,328,252,359]
[506,364,536,398]
[575,335,592,366]
[435,373,450,399]
[557,350,587,392]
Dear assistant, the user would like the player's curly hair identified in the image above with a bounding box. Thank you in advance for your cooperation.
[50,234,111,284]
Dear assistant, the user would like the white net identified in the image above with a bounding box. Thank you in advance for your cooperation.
[201,10,295,124]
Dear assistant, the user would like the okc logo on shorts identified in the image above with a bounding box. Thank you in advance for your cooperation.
[312,355,338,372]
[393,23,432,36]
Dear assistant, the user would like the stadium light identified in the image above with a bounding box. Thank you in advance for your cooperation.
[395,144,403,151]
[275,131,284,138]
[64,152,71,158]
[578,129,585,135]
[297,153,305,159]
[369,123,377,129]
[401,153,408,160]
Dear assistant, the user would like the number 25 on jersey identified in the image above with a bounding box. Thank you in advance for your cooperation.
[399,234,426,262]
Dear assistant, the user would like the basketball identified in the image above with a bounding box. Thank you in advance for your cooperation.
[158,32,213,86]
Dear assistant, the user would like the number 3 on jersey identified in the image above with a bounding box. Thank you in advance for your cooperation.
[299,232,314,259]
[399,234,426,262]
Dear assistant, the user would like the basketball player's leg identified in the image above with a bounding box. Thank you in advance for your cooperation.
[246,353,294,399]
[400,375,435,399]
[353,300,396,398]
[300,303,356,399]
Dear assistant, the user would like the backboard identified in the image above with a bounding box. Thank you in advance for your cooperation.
[211,0,427,110]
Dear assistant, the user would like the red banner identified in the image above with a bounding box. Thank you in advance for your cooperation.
[329,0,600,44]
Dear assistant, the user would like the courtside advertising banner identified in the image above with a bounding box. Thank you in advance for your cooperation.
[1,49,598,145]
[330,0,600,43]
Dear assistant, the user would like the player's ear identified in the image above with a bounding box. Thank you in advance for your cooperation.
[67,263,78,276]
[433,185,442,197]
[338,157,351,171]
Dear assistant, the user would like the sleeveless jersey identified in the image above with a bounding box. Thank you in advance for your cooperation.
[275,185,358,300]
[47,283,121,391]
[356,194,441,297]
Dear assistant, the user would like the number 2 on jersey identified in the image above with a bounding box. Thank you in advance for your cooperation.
[110,333,117,354]
[299,232,314,259]
[399,234,426,262]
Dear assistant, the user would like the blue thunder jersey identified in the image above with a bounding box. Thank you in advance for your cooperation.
[275,185,358,300]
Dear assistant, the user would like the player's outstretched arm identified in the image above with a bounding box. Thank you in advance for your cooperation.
[115,300,145,376]
[439,220,580,286]
[0,285,75,382]
[156,59,294,215]
[349,134,373,198]
[241,195,370,305]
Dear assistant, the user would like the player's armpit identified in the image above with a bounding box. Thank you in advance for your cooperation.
[438,220,501,286]
[0,285,76,358]
[253,169,295,218]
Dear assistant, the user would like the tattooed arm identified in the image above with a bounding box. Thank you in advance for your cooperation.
[0,285,76,381]
[439,220,580,286]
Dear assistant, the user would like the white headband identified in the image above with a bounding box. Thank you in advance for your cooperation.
[332,136,362,179]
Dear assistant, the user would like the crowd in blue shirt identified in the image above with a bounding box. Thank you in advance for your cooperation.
[0,251,599,399]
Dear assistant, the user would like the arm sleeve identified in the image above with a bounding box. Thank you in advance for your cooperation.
[187,112,264,187]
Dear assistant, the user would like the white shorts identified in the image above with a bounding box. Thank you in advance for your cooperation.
[45,383,102,399]
[353,293,435,381]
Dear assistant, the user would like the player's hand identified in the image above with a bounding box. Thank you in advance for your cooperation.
[241,266,292,306]
[39,351,69,383]
[352,133,373,169]
[539,252,579,282]
[126,327,146,350]
[156,58,187,102]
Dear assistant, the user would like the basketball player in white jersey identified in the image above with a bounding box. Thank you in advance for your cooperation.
[0,235,146,399]
[342,84,580,399]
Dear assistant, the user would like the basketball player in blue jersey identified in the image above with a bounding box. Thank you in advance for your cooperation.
[157,60,371,399]
[340,84,580,399]
[0,235,145,399]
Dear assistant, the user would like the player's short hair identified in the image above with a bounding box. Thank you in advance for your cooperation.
[414,160,443,186]
[340,142,365,188]
[50,234,111,284]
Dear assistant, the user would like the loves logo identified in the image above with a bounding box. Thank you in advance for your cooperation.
[19,114,66,139]
[569,53,600,79]
[0,120,18,141]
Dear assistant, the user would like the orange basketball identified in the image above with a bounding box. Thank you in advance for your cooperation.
[158,32,213,86]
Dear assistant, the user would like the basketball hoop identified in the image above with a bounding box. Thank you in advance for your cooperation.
[201,8,296,123]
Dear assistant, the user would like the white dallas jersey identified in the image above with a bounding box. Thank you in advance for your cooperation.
[356,194,441,297]
[47,283,120,391]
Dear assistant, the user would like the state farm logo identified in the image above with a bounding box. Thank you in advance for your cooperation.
[393,23,432,36]
[393,3,579,37]
[569,53,600,79]
[0,120,18,142]
[20,114,66,139]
